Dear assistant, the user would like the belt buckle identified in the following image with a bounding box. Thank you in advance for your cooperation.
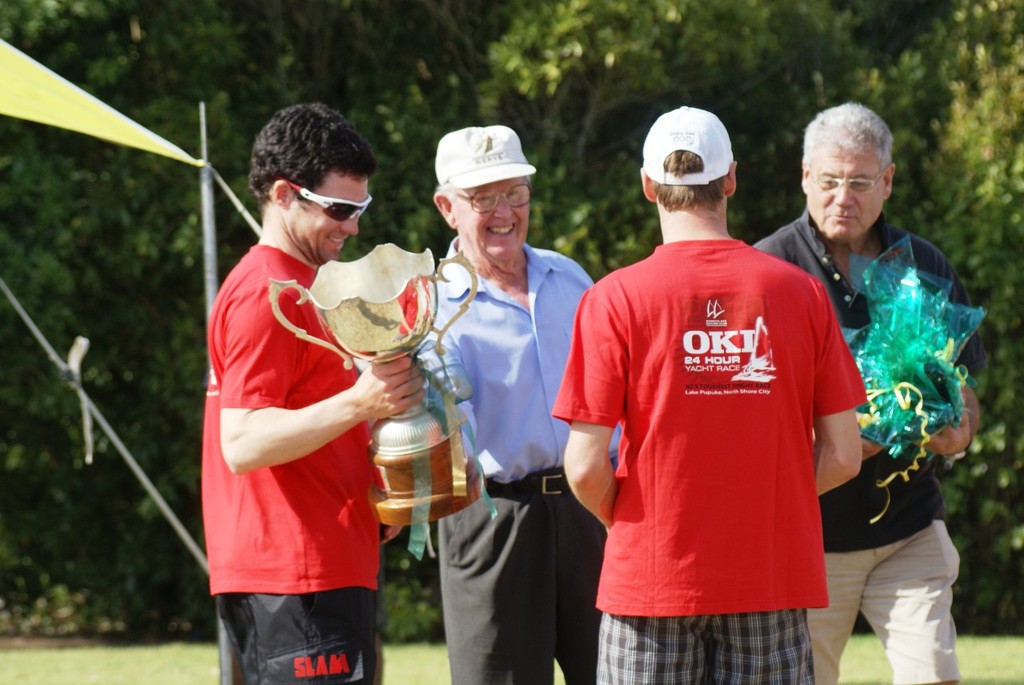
[541,474,563,495]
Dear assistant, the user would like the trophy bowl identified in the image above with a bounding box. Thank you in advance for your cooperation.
[269,243,480,526]
[304,244,437,361]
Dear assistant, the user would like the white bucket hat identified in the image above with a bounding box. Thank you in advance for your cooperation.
[435,125,537,189]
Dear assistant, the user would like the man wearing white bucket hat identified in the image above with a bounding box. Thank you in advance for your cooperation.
[431,124,615,685]
[554,106,864,684]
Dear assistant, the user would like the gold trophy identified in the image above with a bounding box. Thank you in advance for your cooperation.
[269,243,480,526]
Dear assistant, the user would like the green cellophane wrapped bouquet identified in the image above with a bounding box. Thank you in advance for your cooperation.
[845,237,985,456]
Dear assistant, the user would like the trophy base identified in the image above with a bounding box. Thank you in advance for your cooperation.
[368,437,481,526]
[369,487,478,526]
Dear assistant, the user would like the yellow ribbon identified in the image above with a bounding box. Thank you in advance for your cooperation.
[867,381,933,524]
[860,337,976,524]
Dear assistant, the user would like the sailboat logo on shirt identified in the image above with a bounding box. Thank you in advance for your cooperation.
[206,366,219,396]
[731,315,777,382]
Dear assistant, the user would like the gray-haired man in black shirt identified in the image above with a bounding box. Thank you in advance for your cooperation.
[756,102,986,685]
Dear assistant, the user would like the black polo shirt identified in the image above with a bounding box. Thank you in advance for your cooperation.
[756,210,987,552]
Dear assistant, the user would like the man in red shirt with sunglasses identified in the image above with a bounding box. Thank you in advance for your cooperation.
[201,103,423,684]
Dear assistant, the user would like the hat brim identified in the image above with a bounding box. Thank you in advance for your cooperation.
[447,163,537,189]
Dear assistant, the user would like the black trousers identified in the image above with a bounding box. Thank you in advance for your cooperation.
[439,490,607,685]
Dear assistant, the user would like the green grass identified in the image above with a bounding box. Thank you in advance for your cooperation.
[0,635,1019,684]
[836,635,1022,685]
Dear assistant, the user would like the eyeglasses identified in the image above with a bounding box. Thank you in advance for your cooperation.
[458,183,532,213]
[812,171,885,194]
[279,178,372,221]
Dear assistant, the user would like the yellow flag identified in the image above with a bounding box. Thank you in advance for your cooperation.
[0,38,203,167]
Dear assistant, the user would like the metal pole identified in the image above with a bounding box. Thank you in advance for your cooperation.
[199,101,241,685]
[200,102,218,318]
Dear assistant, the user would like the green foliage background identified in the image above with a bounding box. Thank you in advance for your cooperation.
[0,0,1020,640]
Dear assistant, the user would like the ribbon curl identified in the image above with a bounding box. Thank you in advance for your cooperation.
[862,382,930,523]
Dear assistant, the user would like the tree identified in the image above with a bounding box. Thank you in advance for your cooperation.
[836,0,1024,633]
[905,0,1024,633]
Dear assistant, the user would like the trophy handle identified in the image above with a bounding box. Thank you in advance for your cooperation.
[268,279,354,370]
[432,252,479,357]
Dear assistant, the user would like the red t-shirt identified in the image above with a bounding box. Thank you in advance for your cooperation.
[553,240,866,616]
[202,245,378,595]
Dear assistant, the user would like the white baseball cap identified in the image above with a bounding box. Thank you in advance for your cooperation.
[435,125,537,189]
[642,106,734,185]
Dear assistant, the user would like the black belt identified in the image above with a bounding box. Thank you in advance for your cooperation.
[486,467,566,496]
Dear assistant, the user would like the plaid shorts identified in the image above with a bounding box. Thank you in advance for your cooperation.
[598,609,813,685]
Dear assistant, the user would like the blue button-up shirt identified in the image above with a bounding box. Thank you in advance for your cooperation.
[433,241,609,482]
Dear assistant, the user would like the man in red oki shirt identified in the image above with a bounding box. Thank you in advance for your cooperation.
[553,105,864,684]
